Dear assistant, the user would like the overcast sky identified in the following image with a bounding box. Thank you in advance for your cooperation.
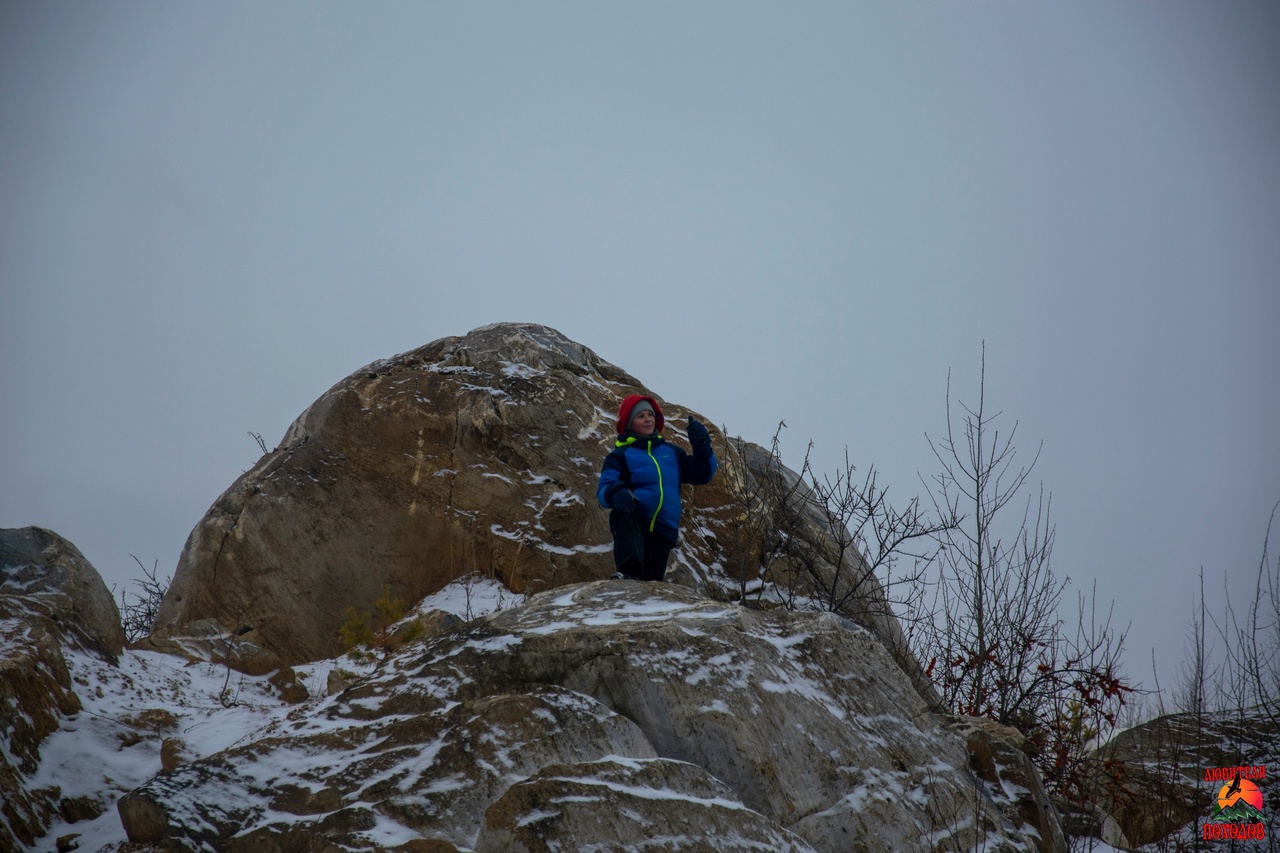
[3,1,1277,700]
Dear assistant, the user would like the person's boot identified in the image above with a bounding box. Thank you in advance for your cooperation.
[611,559,642,581]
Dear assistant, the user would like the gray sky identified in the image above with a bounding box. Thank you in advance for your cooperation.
[3,1,1277,699]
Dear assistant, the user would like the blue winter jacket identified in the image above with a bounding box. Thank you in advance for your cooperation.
[596,432,717,543]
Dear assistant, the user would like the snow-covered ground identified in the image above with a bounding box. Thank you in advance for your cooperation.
[28,578,522,852]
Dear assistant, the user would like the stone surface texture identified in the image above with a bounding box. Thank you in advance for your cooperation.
[118,581,1063,853]
[1,526,116,850]
[1,526,125,661]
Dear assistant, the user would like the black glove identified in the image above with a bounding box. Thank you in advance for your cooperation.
[687,416,710,446]
[612,488,637,514]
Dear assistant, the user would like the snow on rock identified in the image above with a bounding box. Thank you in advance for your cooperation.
[0,596,82,851]
[477,756,819,852]
[1,527,125,661]
[1,526,127,851]
[24,641,326,852]
[107,581,1063,852]
[14,575,518,851]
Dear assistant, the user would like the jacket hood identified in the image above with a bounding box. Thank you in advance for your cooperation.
[616,394,665,436]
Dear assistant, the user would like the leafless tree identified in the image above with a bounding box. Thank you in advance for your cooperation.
[1177,502,1280,723]
[908,345,1131,810]
[1150,508,1280,850]
[916,344,1059,717]
[1220,504,1280,724]
[1177,569,1213,716]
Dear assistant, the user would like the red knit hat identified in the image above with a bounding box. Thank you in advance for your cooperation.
[616,394,665,435]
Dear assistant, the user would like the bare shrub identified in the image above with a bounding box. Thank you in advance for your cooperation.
[723,421,956,628]
[116,555,170,643]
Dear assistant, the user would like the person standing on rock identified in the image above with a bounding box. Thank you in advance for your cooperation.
[596,395,718,581]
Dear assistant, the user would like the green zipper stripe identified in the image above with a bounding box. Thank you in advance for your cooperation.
[645,439,663,532]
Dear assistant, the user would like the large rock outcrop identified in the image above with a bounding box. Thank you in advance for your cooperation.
[148,323,912,677]
[1,527,122,850]
[118,581,1064,852]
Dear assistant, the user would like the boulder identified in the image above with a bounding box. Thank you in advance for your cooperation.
[0,526,125,660]
[149,323,919,685]
[150,323,687,665]
[116,789,170,844]
[118,581,1063,852]
[1081,706,1279,848]
[267,666,310,704]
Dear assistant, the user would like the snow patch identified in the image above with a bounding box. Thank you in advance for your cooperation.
[500,361,546,379]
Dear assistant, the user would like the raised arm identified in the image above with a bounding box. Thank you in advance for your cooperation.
[680,416,718,485]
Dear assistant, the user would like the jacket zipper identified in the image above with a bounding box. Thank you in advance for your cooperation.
[645,439,663,532]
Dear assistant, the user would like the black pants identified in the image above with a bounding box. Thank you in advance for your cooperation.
[610,509,676,581]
